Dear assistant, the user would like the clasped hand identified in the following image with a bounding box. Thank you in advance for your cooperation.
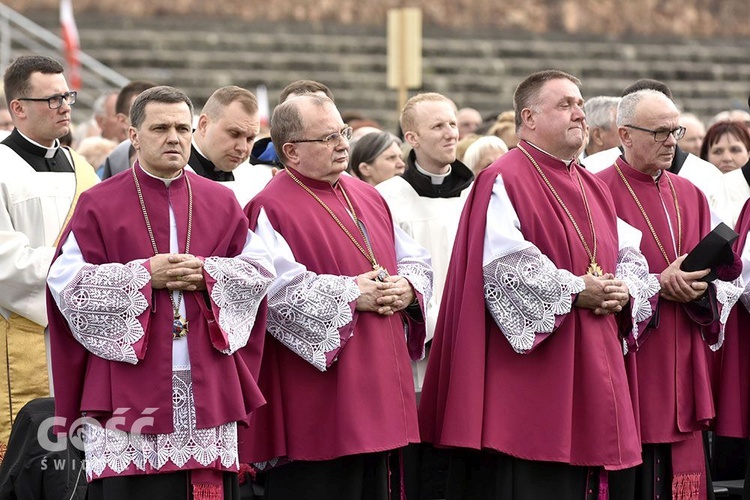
[150,254,206,292]
[355,270,416,316]
[658,254,709,303]
[575,272,630,316]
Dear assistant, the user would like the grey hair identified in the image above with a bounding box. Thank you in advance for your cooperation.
[92,89,118,118]
[617,89,668,127]
[463,135,508,173]
[584,96,620,129]
[349,131,402,178]
[270,94,334,165]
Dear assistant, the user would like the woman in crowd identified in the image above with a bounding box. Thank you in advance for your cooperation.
[704,121,750,225]
[462,135,508,175]
[349,131,406,186]
[700,120,750,174]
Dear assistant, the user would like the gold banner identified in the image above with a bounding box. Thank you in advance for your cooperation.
[0,314,50,444]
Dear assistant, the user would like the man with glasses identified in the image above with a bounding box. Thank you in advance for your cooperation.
[250,79,334,168]
[0,55,98,455]
[597,89,742,500]
[240,94,433,499]
[582,79,729,224]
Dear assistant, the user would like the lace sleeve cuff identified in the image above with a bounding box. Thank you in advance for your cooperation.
[397,258,432,360]
[203,255,275,355]
[58,260,151,364]
[483,246,584,354]
[616,246,659,348]
[397,257,434,308]
[267,272,361,371]
[707,278,744,351]
[741,281,750,312]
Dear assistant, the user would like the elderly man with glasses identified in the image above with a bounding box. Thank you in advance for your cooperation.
[0,54,98,456]
[582,80,730,224]
[240,94,433,499]
[597,88,742,500]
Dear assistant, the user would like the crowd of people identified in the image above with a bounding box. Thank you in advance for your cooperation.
[1,54,750,500]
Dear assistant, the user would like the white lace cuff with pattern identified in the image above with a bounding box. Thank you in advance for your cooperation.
[204,255,275,355]
[483,246,584,354]
[58,260,151,364]
[267,272,360,371]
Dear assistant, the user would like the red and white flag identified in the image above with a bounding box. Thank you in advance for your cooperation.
[60,0,81,90]
[256,84,270,131]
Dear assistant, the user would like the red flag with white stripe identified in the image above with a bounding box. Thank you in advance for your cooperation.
[256,84,270,130]
[60,0,81,90]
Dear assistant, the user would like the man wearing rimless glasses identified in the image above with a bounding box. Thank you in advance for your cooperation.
[582,79,729,224]
[0,55,98,456]
[597,89,743,500]
[241,94,433,499]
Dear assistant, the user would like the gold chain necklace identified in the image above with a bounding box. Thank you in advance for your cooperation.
[285,168,388,281]
[518,144,603,276]
[614,160,681,267]
[132,168,193,339]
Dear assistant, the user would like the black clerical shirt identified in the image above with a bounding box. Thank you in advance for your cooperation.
[1,129,73,173]
[402,148,474,198]
[188,144,235,182]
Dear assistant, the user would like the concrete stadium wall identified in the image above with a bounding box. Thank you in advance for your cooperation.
[11,8,750,132]
[12,1,750,38]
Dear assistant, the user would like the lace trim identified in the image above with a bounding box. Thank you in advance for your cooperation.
[483,246,585,354]
[204,255,274,355]
[710,278,744,351]
[741,281,750,311]
[397,258,434,306]
[59,260,151,364]
[84,369,238,480]
[267,272,360,371]
[616,246,660,344]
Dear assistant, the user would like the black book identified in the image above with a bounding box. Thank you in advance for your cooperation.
[680,222,739,281]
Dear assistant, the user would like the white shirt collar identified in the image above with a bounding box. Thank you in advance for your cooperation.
[139,163,184,186]
[414,160,452,185]
[18,129,60,159]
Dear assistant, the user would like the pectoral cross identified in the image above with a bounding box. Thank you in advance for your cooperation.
[172,313,189,339]
[375,266,389,282]
[587,261,604,277]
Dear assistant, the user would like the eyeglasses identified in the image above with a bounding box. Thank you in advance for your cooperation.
[17,91,77,109]
[624,124,685,142]
[289,126,353,145]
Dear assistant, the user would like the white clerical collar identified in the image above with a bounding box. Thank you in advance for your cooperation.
[414,161,452,185]
[18,129,60,158]
[526,141,573,167]
[139,163,185,186]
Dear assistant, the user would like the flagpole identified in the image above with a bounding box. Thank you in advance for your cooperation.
[60,0,81,90]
